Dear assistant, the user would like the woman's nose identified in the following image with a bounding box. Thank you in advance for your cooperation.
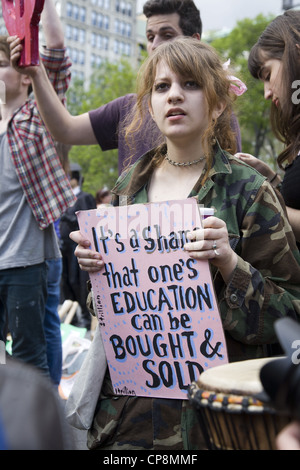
[264,82,273,100]
[168,84,183,103]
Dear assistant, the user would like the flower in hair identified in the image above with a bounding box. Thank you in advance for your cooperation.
[223,59,247,96]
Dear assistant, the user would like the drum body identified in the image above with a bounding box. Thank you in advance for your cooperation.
[188,358,290,450]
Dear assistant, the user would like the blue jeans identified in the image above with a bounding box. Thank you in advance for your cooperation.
[0,263,49,376]
[45,259,63,386]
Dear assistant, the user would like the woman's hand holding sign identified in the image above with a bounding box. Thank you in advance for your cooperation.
[184,215,238,284]
[70,230,104,272]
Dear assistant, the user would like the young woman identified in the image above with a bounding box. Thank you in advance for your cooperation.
[236,10,300,246]
[70,38,300,450]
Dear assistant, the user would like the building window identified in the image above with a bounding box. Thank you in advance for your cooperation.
[103,36,109,50]
[66,24,72,39]
[91,10,97,25]
[79,50,85,65]
[91,54,103,68]
[73,4,79,19]
[115,1,132,16]
[114,39,119,54]
[80,7,86,22]
[66,1,72,17]
[126,23,131,37]
[98,13,103,28]
[79,29,86,43]
[73,26,79,41]
[66,3,86,22]
[104,15,109,29]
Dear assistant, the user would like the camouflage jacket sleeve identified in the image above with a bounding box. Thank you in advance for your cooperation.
[218,180,300,346]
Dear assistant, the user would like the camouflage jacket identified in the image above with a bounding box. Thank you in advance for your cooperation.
[87,145,300,451]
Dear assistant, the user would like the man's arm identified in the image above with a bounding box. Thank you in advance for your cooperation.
[41,0,64,48]
[8,29,97,145]
[31,65,96,144]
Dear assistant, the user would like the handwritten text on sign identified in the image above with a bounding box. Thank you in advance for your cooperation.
[77,199,228,399]
[1,0,45,65]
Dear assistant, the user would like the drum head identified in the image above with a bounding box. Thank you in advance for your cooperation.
[197,357,278,396]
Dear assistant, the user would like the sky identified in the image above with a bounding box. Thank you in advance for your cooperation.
[137,0,284,33]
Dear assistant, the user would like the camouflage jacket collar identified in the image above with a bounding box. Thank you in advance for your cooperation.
[112,143,233,205]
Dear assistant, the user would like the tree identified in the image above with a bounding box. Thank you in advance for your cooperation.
[210,14,283,169]
[66,57,138,194]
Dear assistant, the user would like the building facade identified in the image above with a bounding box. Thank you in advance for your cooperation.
[0,0,142,82]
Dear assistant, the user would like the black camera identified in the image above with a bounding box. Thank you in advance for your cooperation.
[259,317,300,420]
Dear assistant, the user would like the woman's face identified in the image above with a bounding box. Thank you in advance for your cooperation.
[259,58,284,108]
[149,61,216,145]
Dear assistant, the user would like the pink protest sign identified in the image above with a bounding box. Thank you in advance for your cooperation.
[77,198,228,400]
[1,0,45,65]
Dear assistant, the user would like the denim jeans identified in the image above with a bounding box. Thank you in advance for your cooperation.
[45,259,63,386]
[0,263,49,376]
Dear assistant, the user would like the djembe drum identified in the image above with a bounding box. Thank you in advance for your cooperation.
[188,358,290,450]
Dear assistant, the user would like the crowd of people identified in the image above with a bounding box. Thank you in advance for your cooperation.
[1,0,300,451]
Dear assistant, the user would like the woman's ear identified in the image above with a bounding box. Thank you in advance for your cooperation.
[212,101,226,121]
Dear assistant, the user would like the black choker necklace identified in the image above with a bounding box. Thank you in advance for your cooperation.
[165,154,205,167]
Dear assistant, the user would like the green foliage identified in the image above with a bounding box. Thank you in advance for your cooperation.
[211,14,282,168]
[66,58,138,195]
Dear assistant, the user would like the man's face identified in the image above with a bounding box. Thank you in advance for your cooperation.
[146,13,183,55]
[0,50,29,100]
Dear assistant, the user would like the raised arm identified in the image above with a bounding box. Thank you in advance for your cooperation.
[8,22,97,145]
[41,0,64,48]
[30,65,96,144]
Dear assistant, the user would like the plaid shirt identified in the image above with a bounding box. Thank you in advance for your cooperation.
[6,47,76,229]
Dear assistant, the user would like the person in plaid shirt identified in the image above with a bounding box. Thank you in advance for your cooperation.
[0,0,75,377]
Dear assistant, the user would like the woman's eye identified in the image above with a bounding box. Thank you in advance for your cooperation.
[260,70,270,82]
[185,81,199,89]
[154,82,169,92]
